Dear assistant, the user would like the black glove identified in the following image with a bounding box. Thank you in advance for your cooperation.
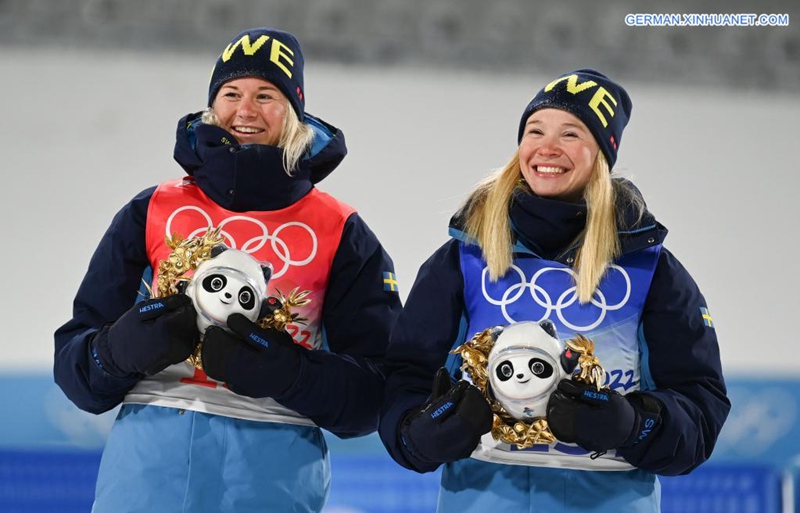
[91,294,199,377]
[201,313,302,398]
[400,368,494,467]
[547,379,662,452]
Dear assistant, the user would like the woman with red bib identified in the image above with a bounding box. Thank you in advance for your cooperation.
[54,27,401,513]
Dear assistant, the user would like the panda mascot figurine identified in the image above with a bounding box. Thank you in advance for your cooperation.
[183,244,275,334]
[487,320,579,421]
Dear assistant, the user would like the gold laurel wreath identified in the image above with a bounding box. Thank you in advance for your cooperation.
[452,329,606,449]
[257,288,311,332]
[145,227,225,299]
[149,227,311,370]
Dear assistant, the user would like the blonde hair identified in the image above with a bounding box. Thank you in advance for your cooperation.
[463,151,623,304]
[201,100,314,174]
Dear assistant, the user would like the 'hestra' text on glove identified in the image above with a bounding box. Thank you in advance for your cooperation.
[546,379,662,452]
[91,294,199,377]
[202,313,303,398]
[400,368,494,467]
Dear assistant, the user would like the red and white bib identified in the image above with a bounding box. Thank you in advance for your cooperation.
[125,177,355,424]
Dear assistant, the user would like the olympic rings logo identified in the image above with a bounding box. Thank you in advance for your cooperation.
[166,206,318,279]
[481,264,631,331]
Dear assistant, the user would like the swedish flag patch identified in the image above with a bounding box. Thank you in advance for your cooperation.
[383,271,399,293]
[700,307,714,328]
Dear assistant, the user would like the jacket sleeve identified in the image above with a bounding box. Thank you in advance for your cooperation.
[378,239,467,472]
[53,188,155,414]
[273,213,401,439]
[618,247,730,475]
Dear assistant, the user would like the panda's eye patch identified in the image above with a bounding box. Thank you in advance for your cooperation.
[203,274,227,292]
[496,361,514,381]
[238,286,256,310]
[529,358,553,378]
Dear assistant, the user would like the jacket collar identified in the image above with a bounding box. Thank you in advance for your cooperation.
[449,180,667,260]
[172,111,347,212]
[509,189,587,259]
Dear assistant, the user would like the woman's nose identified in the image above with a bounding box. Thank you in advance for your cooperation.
[237,101,256,118]
[537,137,561,156]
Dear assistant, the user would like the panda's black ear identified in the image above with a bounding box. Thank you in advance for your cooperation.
[176,280,189,295]
[259,295,283,318]
[262,262,273,283]
[560,346,580,374]
[539,319,557,339]
[210,243,229,258]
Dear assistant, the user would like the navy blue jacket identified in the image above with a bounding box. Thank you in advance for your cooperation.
[379,183,729,475]
[54,112,401,439]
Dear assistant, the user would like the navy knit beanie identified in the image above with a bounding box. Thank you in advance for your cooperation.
[517,69,632,168]
[208,27,305,120]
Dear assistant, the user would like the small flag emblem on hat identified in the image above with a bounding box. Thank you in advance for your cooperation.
[383,272,399,293]
[700,307,714,328]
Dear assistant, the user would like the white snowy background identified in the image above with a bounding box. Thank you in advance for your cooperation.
[1,47,796,377]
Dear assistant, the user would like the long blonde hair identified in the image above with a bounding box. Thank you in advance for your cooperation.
[463,151,622,304]
[201,100,314,174]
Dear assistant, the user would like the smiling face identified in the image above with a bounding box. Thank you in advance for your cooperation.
[489,347,561,419]
[184,247,271,334]
[494,354,555,400]
[518,108,600,202]
[487,321,565,420]
[211,77,288,146]
[194,270,259,327]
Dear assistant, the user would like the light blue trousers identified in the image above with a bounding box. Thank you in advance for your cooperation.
[92,404,330,513]
[438,458,660,513]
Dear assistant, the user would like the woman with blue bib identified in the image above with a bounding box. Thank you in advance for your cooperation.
[379,69,729,512]
[54,27,401,512]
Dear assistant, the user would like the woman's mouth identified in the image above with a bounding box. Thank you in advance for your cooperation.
[535,165,567,174]
[232,126,264,135]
